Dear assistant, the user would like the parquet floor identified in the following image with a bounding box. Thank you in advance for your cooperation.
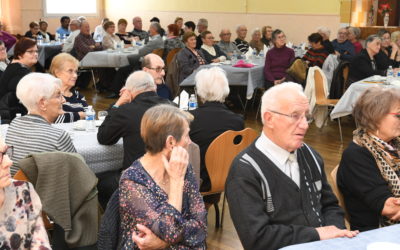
[80,87,356,250]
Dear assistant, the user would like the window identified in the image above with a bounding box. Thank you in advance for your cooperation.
[44,0,98,16]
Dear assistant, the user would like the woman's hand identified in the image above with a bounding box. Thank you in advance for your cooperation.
[132,224,169,249]
[163,146,188,182]
[382,197,400,221]
[78,111,86,119]
[212,58,220,63]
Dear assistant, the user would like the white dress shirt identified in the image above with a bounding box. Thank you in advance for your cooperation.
[62,30,80,53]
[255,132,300,187]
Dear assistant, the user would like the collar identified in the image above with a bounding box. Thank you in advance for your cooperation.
[256,131,294,166]
[23,114,50,124]
[151,34,161,39]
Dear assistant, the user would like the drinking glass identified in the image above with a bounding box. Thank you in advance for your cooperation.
[98,111,108,121]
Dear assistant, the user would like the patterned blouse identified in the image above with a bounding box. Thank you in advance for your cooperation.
[119,160,207,249]
[0,180,51,249]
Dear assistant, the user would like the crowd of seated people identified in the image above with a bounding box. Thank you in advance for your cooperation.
[3,12,400,250]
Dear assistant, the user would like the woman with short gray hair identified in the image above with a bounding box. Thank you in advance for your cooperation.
[347,26,363,54]
[6,73,76,175]
[190,67,244,207]
[349,35,386,83]
[249,28,263,53]
[317,26,334,54]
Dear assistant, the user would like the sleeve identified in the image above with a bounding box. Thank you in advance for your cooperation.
[77,92,88,107]
[74,36,94,57]
[54,112,80,123]
[338,145,393,215]
[177,50,196,81]
[264,52,275,82]
[226,157,320,250]
[216,46,227,61]
[102,35,113,50]
[339,43,355,61]
[200,49,212,64]
[57,131,76,152]
[138,40,156,57]
[97,107,127,145]
[28,183,52,250]
[119,166,207,247]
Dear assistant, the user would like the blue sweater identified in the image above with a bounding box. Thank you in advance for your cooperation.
[331,39,355,61]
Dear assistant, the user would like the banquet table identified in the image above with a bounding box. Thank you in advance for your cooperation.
[330,76,400,120]
[180,58,265,100]
[7,42,63,67]
[80,48,139,68]
[281,224,400,250]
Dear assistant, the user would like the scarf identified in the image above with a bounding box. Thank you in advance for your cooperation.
[353,128,400,226]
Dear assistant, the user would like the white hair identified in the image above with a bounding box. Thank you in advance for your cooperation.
[260,82,306,124]
[195,67,229,103]
[236,24,246,32]
[125,71,156,93]
[16,73,61,112]
[317,26,331,37]
[197,18,208,27]
[252,28,261,37]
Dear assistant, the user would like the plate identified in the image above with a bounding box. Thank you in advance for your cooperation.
[367,242,400,250]
[73,120,86,131]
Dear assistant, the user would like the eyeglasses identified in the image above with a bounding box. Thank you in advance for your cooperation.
[221,33,231,36]
[268,110,312,123]
[0,146,13,162]
[388,113,400,119]
[276,35,286,40]
[149,67,165,73]
[26,50,39,54]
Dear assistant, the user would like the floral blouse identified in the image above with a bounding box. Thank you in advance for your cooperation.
[119,160,207,249]
[0,180,51,250]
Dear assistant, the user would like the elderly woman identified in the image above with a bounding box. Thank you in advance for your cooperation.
[0,136,51,249]
[24,21,40,39]
[347,27,362,54]
[338,87,400,232]
[200,31,226,64]
[119,104,207,249]
[176,31,206,83]
[162,24,185,60]
[261,26,273,48]
[0,37,38,120]
[116,18,133,44]
[0,21,16,50]
[264,29,295,87]
[0,41,9,76]
[6,73,76,176]
[376,29,400,68]
[102,21,122,50]
[249,28,264,54]
[349,35,386,83]
[302,33,329,68]
[175,17,185,37]
[189,67,244,207]
[50,53,87,123]
[317,26,334,54]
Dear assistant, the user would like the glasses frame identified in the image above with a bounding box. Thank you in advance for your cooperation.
[149,67,165,73]
[268,109,312,123]
[0,145,13,162]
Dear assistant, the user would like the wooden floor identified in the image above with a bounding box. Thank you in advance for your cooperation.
[80,87,356,250]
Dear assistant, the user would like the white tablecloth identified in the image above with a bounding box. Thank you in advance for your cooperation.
[180,58,265,99]
[281,224,400,250]
[80,49,139,68]
[330,76,399,120]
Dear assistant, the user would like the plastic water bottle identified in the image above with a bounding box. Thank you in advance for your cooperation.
[188,94,197,110]
[231,51,238,65]
[37,34,43,45]
[387,66,394,84]
[85,106,96,132]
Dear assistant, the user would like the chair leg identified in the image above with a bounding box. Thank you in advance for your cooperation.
[220,193,226,228]
[214,203,220,228]
[90,69,97,91]
[338,117,343,143]
[255,100,261,120]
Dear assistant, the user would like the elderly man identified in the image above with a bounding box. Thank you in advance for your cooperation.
[233,25,249,54]
[131,16,149,41]
[73,20,102,60]
[142,54,171,100]
[226,82,358,250]
[332,27,355,61]
[217,28,240,59]
[98,70,171,169]
[62,19,81,53]
[317,26,334,54]
[56,16,71,36]
[196,18,208,49]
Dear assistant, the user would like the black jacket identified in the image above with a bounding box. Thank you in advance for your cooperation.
[196,34,203,50]
[189,102,244,191]
[176,47,205,84]
[349,49,386,83]
[97,91,171,170]
[200,45,227,64]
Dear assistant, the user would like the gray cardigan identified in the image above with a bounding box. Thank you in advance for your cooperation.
[176,47,206,84]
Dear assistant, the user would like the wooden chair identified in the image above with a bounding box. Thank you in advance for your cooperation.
[166,48,182,67]
[152,48,164,57]
[202,128,259,227]
[14,170,54,230]
[314,69,343,143]
[330,165,350,222]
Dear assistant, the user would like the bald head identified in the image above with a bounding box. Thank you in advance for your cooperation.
[236,25,247,40]
[80,20,90,35]
[125,70,156,93]
[142,54,165,84]
[220,28,232,42]
[133,16,143,30]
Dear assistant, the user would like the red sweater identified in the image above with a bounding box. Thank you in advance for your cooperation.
[264,46,295,82]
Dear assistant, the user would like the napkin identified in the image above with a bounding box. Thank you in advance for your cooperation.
[301,42,306,51]
[245,47,254,60]
[173,96,179,105]
[287,41,293,48]
[179,90,189,110]
[233,60,255,68]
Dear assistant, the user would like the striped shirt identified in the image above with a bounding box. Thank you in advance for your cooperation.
[6,114,76,175]
[234,38,249,54]
[54,90,87,123]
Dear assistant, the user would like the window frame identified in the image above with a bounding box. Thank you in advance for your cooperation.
[42,0,100,17]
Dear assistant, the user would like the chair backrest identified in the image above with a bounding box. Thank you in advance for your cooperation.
[204,128,258,194]
[314,69,327,104]
[166,48,182,67]
[152,48,164,57]
[330,165,350,222]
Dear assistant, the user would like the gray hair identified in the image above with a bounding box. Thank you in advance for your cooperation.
[348,26,361,39]
[195,67,229,103]
[252,28,261,37]
[366,34,381,46]
[16,73,61,112]
[236,24,246,32]
[125,71,156,93]
[260,82,305,124]
[77,16,86,22]
[70,19,81,27]
[198,18,208,27]
[317,26,331,37]
[150,22,162,34]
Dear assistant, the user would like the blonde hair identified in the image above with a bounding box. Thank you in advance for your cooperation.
[49,53,79,76]
[391,31,400,43]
